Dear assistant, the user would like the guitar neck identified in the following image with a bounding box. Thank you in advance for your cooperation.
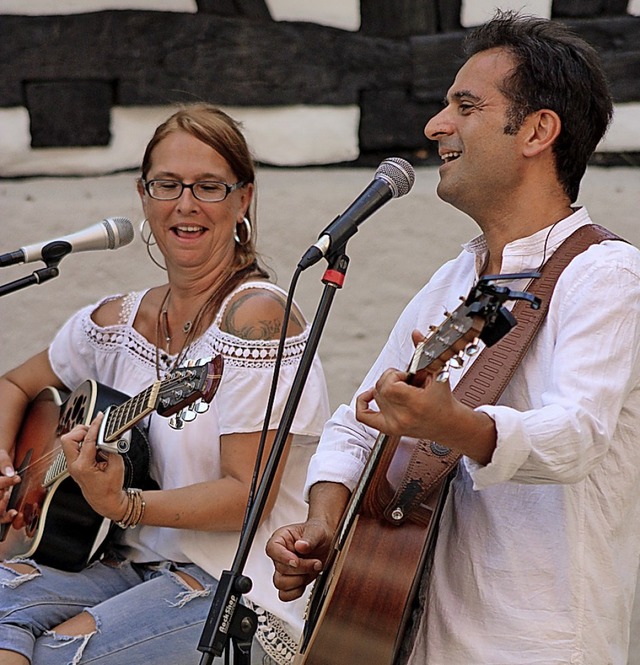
[43,383,160,487]
[101,382,160,442]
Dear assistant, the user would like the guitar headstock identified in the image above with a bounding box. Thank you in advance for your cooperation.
[155,355,224,426]
[409,275,540,383]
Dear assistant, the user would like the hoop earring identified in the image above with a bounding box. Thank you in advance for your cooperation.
[140,219,167,271]
[140,218,157,246]
[234,217,252,246]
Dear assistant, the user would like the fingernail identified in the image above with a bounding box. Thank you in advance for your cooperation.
[288,559,298,568]
[4,467,14,478]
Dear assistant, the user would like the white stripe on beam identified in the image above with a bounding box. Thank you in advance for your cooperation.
[0,0,361,29]
[599,103,640,152]
[0,105,360,177]
[0,101,637,178]
[461,0,552,27]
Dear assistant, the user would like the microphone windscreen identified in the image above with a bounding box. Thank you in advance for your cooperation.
[376,157,416,198]
[105,217,135,249]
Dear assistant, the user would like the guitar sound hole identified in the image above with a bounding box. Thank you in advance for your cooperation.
[59,395,88,434]
[71,395,87,423]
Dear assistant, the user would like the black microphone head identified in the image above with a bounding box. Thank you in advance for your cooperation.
[376,157,416,198]
[103,217,135,249]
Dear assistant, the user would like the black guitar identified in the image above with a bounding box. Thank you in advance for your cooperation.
[0,356,223,571]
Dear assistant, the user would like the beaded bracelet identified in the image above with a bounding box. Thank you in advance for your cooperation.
[115,488,146,529]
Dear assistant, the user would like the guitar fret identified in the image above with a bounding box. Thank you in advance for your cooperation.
[103,385,159,442]
[104,388,147,441]
[43,451,68,486]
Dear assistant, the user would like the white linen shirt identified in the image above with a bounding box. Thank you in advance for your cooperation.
[306,208,640,664]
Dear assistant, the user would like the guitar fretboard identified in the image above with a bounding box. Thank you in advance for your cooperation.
[42,382,160,487]
[103,383,160,441]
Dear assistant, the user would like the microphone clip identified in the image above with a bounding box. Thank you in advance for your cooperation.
[40,240,74,266]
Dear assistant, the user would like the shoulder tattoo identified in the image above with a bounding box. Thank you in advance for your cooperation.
[221,291,304,340]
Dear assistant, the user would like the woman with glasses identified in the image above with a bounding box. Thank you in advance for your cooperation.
[0,104,330,665]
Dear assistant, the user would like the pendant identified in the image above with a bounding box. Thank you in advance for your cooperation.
[183,321,192,334]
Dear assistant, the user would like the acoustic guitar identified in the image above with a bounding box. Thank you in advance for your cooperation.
[295,279,534,665]
[0,355,223,572]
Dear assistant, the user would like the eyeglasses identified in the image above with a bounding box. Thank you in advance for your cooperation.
[142,179,246,203]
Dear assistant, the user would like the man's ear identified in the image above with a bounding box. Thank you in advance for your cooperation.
[522,109,561,158]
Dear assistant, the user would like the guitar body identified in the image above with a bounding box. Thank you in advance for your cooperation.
[0,380,154,572]
[298,514,436,665]
[297,447,450,665]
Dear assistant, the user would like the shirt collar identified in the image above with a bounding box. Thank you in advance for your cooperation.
[463,207,593,277]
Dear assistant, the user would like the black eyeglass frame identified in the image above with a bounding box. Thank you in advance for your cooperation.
[141,178,246,202]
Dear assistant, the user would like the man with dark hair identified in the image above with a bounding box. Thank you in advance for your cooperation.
[267,11,640,664]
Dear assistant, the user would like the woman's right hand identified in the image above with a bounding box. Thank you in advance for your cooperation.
[0,449,20,524]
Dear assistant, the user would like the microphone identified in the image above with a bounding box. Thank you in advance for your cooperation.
[0,217,135,267]
[298,157,416,270]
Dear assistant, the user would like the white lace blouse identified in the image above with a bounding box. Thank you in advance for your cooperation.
[48,281,330,651]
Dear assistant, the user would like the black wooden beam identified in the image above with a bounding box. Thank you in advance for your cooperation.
[0,12,410,108]
[25,80,113,147]
[552,0,630,17]
[411,32,466,102]
[196,0,272,20]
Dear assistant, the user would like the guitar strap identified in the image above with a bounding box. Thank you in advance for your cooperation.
[383,223,623,524]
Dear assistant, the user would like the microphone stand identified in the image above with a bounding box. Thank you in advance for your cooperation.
[0,242,72,298]
[197,250,351,665]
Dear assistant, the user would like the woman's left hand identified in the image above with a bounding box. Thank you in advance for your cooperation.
[60,413,128,521]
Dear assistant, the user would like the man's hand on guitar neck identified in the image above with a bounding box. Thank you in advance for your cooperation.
[355,330,497,466]
[266,481,350,602]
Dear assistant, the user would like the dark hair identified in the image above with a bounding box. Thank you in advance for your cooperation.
[464,11,613,202]
[141,104,269,301]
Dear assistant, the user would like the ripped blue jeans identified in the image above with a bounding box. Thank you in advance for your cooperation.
[0,558,277,664]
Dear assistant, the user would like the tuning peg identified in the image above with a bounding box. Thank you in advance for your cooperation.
[194,400,210,414]
[465,338,480,356]
[180,407,198,422]
[449,352,465,369]
[169,414,185,430]
[436,364,450,383]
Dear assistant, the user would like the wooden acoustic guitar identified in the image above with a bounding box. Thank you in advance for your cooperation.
[0,355,223,572]
[295,279,533,665]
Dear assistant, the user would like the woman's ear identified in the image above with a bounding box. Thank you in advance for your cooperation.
[240,182,255,218]
[136,178,148,213]
[522,109,562,158]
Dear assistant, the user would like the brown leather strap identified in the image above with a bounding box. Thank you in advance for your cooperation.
[383,224,622,523]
